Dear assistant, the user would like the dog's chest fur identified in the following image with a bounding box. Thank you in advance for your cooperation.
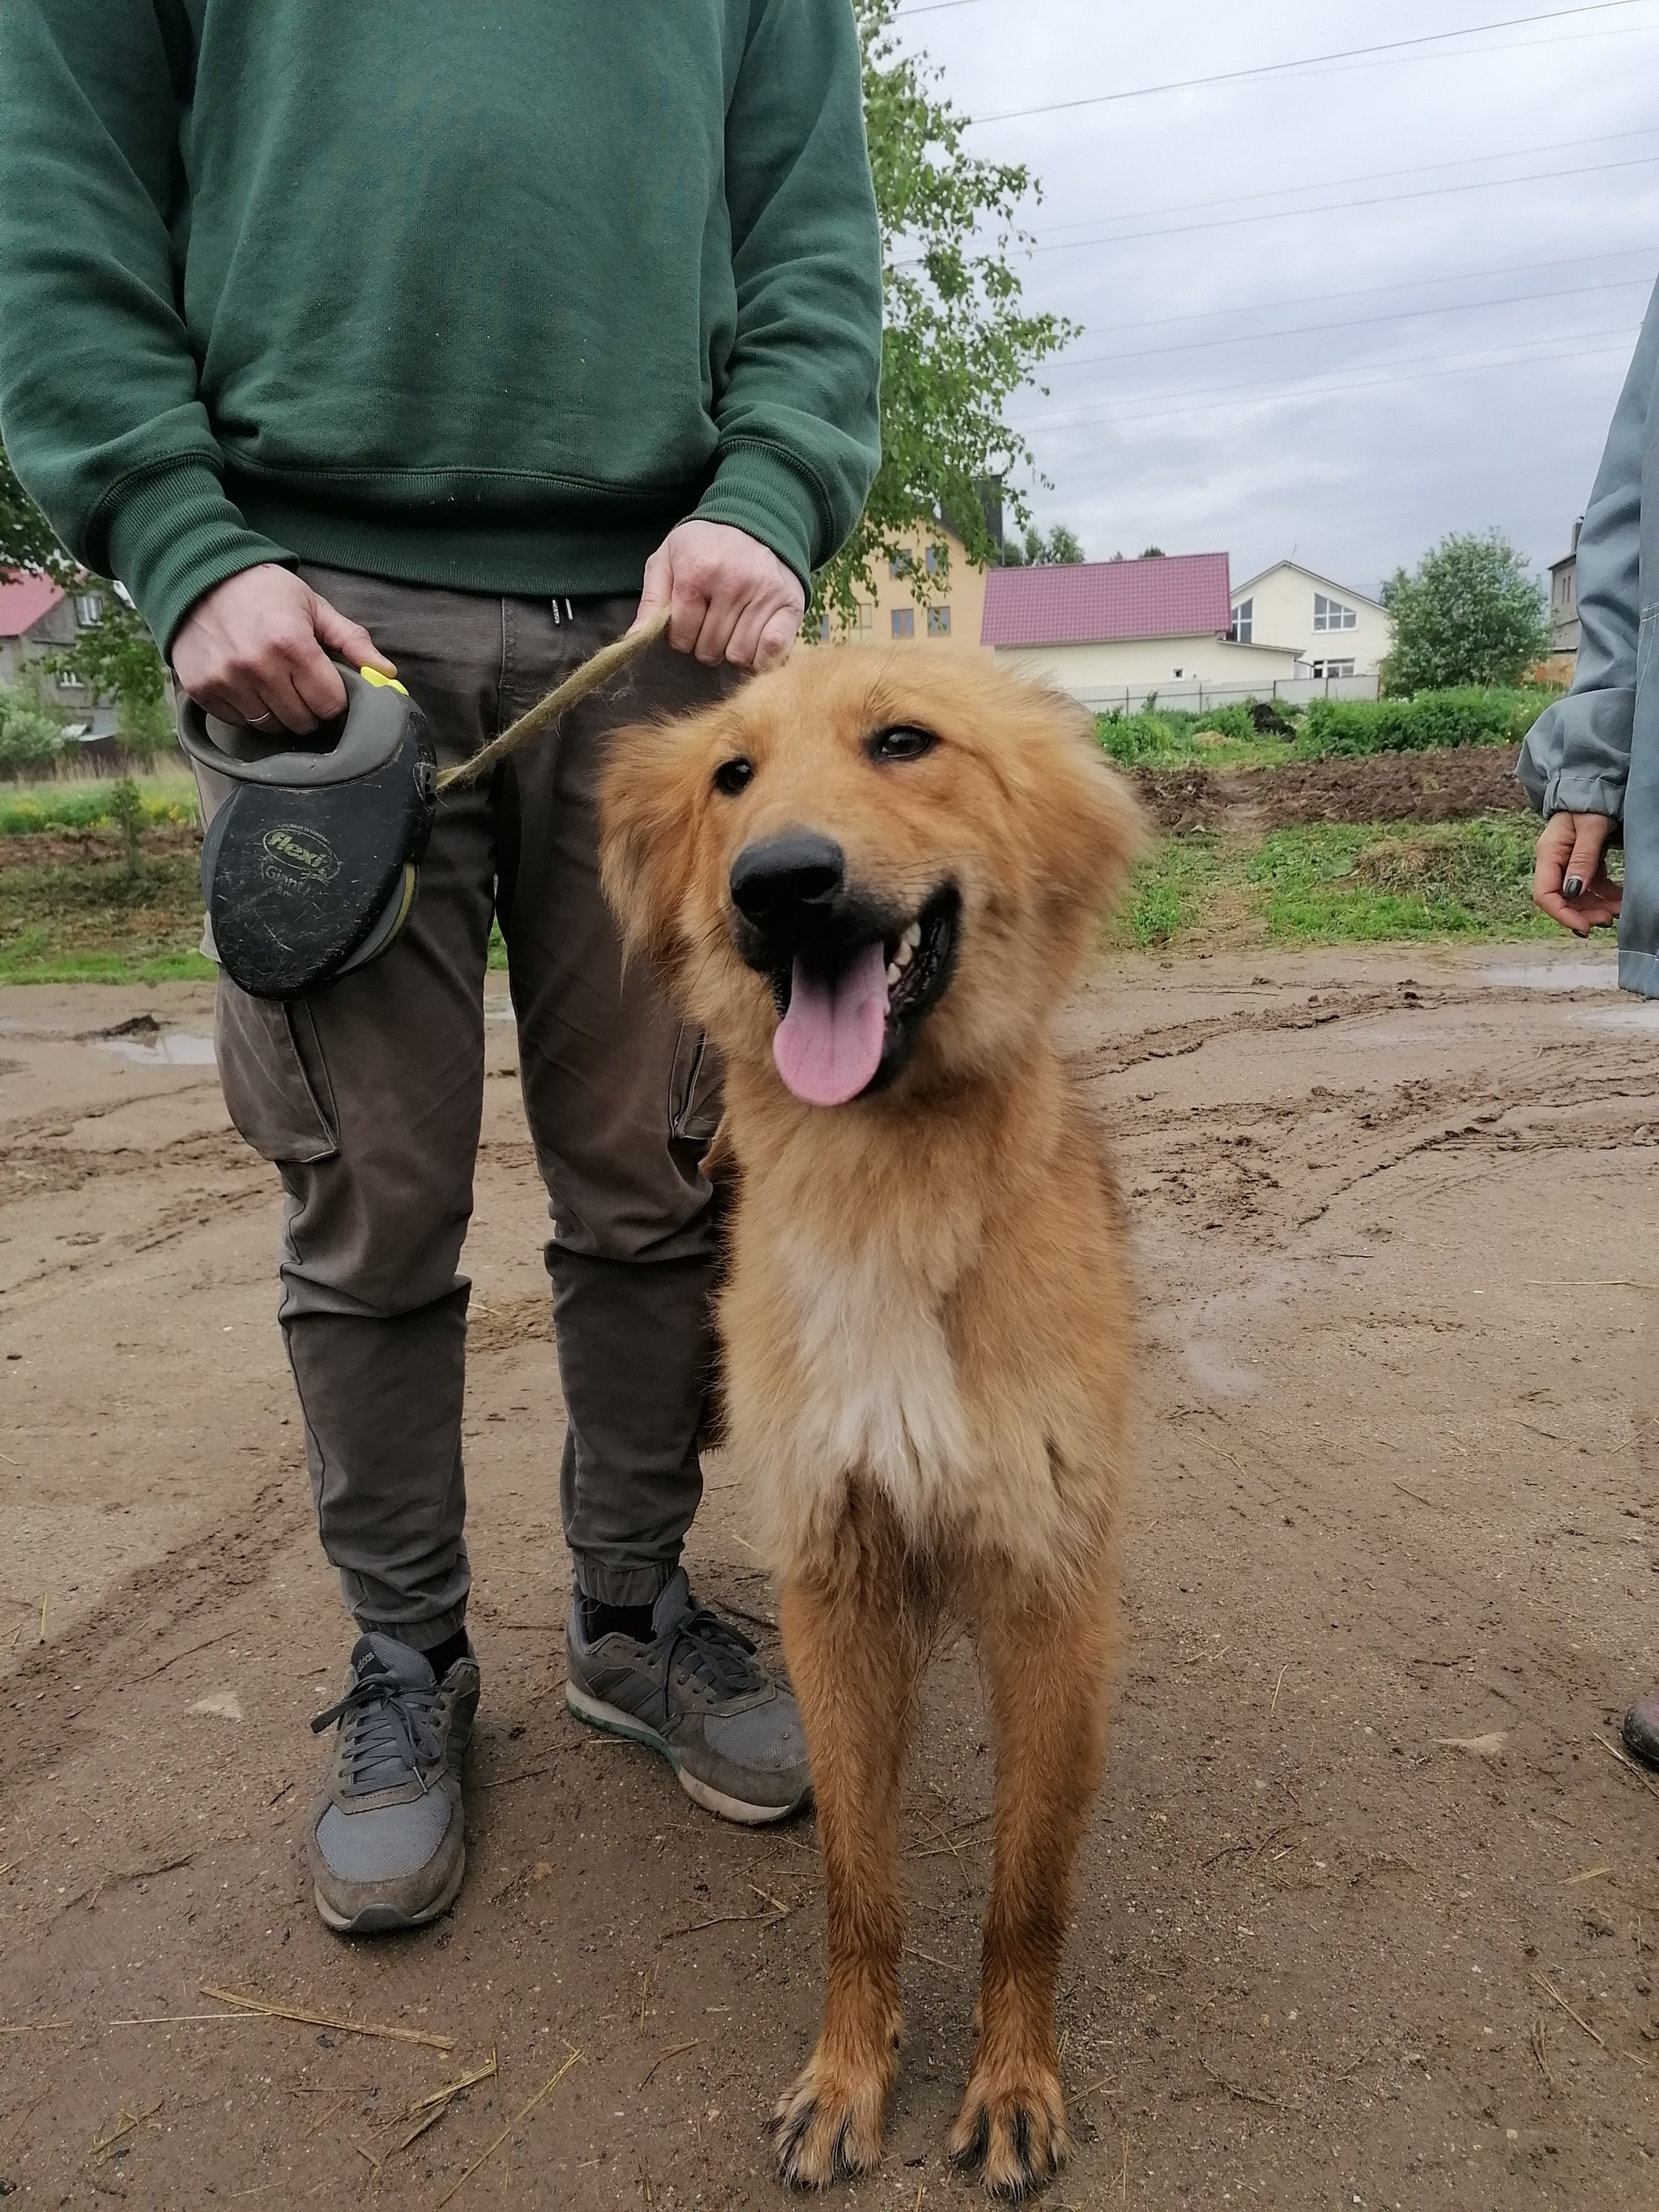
[774,1230,970,1528]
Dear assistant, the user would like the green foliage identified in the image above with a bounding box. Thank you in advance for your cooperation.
[1140,546,1165,559]
[45,590,171,753]
[0,849,211,982]
[0,775,197,834]
[1000,522,1085,567]
[0,437,79,583]
[2,437,171,752]
[1249,817,1560,944]
[1295,687,1553,757]
[812,0,1074,629]
[0,682,65,775]
[108,774,146,877]
[1096,701,1294,769]
[1380,531,1548,693]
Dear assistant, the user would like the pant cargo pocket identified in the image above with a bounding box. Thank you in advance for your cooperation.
[215,978,339,1165]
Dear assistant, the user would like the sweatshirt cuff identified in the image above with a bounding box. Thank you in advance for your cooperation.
[692,441,829,590]
[100,458,296,654]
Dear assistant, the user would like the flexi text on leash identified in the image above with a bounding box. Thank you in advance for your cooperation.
[180,607,671,1001]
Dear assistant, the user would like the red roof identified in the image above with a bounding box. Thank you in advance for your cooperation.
[981,552,1232,648]
[0,573,65,640]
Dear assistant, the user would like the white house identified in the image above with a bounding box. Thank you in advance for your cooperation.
[1229,561,1391,680]
[983,552,1304,712]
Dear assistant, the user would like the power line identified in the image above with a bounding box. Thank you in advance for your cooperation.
[969,0,1651,125]
[1017,325,1641,433]
[1030,150,1659,255]
[1040,246,1657,350]
[1044,274,1652,372]
[1034,125,1659,241]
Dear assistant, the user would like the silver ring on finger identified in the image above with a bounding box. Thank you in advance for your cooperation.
[249,710,279,728]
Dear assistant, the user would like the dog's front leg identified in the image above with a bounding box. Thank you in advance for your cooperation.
[771,1524,927,2190]
[952,1566,1115,2199]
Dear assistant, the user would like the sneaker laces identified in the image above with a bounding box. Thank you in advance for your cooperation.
[311,1655,442,1795]
[660,1605,767,1705]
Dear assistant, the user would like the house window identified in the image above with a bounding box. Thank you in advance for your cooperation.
[924,544,945,577]
[74,592,105,628]
[927,606,952,637]
[891,607,915,638]
[1232,598,1252,644]
[857,603,873,632]
[1313,593,1357,633]
[1311,658,1356,680]
[54,671,88,692]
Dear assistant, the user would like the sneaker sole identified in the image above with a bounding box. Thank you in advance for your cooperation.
[565,1681,808,1826]
[312,1847,467,1937]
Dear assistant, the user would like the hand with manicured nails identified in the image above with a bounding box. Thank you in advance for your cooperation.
[633,520,805,671]
[1533,811,1622,936]
[172,563,397,734]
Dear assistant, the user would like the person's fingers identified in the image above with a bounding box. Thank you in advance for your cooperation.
[632,546,675,635]
[284,636,353,725]
[189,675,271,727]
[249,664,326,735]
[748,603,802,671]
[1563,816,1611,902]
[308,591,395,678]
[691,578,744,667]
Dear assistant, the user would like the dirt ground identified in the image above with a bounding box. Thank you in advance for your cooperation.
[3,941,1659,2210]
[1131,746,1529,834]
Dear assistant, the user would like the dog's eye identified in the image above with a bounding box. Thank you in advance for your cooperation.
[868,725,937,764]
[712,757,754,796]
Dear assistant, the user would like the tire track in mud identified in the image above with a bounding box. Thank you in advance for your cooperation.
[0,1474,307,1789]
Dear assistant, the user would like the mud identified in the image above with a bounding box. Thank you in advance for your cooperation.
[2,942,1658,2208]
[1132,744,1530,835]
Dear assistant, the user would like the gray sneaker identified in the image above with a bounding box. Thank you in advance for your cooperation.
[306,1633,480,1934]
[565,1570,811,1825]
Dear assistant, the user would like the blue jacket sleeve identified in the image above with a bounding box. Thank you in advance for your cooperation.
[1519,275,1659,821]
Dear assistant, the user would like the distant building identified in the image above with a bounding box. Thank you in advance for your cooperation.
[819,523,992,656]
[1229,560,1392,679]
[0,573,107,706]
[983,552,1304,710]
[1548,520,1581,654]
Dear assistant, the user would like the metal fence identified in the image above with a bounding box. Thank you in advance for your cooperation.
[1078,671,1381,717]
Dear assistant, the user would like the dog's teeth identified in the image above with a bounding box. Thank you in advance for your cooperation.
[902,921,923,949]
[886,962,902,986]
[893,938,915,970]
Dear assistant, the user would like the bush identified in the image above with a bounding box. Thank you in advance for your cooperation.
[1098,700,1275,764]
[0,684,64,777]
[1296,687,1550,757]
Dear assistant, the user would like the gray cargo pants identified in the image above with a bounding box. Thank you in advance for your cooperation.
[208,565,730,1643]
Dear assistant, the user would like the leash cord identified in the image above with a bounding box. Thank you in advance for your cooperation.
[433,604,671,794]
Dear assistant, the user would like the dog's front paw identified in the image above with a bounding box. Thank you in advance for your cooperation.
[949,2061,1067,2202]
[771,2052,889,2190]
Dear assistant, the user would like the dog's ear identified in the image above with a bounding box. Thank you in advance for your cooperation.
[1034,694,1146,913]
[597,714,704,968]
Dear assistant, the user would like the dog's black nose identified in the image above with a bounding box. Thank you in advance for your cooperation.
[729,830,846,925]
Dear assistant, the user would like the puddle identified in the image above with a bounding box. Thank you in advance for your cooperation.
[96,1032,216,1066]
[1478,961,1618,992]
[1573,1004,1659,1031]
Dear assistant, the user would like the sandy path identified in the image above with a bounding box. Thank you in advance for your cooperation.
[2,943,1656,2209]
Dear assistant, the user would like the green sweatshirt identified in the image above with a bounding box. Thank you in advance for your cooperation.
[0,2,882,652]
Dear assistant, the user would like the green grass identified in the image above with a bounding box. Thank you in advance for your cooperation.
[0,771,199,836]
[1110,815,1581,953]
[0,812,1588,985]
[0,850,213,984]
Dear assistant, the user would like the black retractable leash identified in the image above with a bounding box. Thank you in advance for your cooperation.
[177,609,667,1003]
[178,664,437,1001]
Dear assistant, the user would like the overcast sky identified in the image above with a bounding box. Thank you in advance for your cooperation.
[892,0,1659,599]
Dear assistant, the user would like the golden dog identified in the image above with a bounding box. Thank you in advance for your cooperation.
[599,649,1140,2199]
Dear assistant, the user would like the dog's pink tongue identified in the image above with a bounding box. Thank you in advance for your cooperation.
[773,942,889,1106]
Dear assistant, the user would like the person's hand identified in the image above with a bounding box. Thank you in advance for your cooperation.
[633,520,805,671]
[171,565,396,734]
[1533,811,1621,936]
